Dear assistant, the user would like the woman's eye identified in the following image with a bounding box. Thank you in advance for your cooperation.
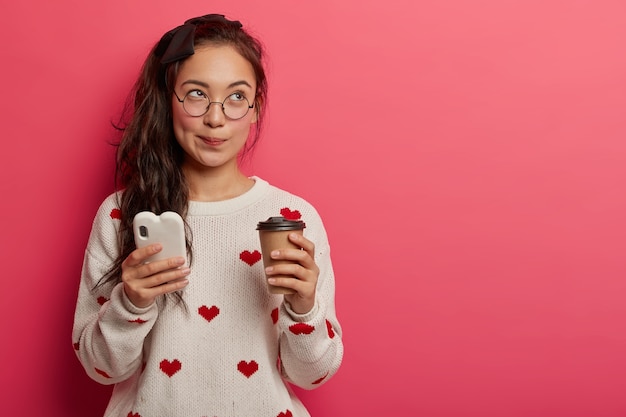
[229,92,245,101]
[187,90,206,99]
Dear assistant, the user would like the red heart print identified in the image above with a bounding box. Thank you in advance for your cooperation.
[326,319,335,338]
[97,296,109,306]
[73,342,79,351]
[280,208,301,220]
[271,308,279,324]
[239,250,261,266]
[312,373,328,385]
[199,305,220,322]
[289,323,315,335]
[110,208,122,219]
[128,318,147,324]
[127,413,141,417]
[277,411,293,417]
[237,360,258,378]
[95,368,111,378]
[160,359,182,377]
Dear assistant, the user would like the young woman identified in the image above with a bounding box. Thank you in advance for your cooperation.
[72,14,343,417]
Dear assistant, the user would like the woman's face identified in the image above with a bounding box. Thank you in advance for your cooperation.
[171,44,258,173]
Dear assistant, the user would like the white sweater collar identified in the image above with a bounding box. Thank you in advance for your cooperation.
[187,176,270,216]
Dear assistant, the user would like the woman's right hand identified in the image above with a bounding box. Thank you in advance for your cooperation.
[121,244,190,308]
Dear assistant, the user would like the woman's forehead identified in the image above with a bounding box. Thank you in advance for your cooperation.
[176,45,256,90]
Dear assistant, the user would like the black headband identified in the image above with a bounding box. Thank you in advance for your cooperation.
[155,14,243,64]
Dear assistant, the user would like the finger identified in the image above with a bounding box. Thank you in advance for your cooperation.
[150,266,191,288]
[152,275,190,294]
[139,256,186,277]
[265,263,316,285]
[123,244,163,268]
[123,256,187,292]
[125,275,190,308]
[266,276,300,291]
[288,233,315,257]
[125,265,190,295]
[268,275,316,306]
[270,249,318,274]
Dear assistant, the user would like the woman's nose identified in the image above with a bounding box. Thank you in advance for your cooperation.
[203,102,226,127]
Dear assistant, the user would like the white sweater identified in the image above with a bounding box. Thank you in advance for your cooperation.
[72,177,343,417]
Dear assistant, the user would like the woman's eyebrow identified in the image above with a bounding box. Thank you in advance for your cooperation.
[180,79,253,89]
[227,80,253,89]
[181,79,209,88]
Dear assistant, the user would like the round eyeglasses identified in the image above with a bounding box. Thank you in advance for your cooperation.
[173,90,254,120]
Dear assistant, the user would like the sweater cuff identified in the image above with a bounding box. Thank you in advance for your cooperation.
[283,299,320,323]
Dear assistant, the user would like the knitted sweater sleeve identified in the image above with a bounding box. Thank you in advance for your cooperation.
[72,196,158,385]
[277,216,344,389]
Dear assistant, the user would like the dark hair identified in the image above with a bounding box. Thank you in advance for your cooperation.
[98,15,268,291]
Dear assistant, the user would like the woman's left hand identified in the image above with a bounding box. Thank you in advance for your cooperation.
[265,233,319,314]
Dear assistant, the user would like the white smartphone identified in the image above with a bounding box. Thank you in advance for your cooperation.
[133,211,187,266]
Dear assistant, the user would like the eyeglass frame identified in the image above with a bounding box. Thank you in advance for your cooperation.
[173,90,255,120]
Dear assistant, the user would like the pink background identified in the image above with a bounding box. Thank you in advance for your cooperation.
[1,0,625,415]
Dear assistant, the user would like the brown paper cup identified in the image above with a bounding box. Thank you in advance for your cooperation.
[257,217,306,295]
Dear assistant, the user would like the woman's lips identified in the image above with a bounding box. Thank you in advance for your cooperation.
[200,136,226,146]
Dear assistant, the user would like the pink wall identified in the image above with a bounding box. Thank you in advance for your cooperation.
[1,0,625,415]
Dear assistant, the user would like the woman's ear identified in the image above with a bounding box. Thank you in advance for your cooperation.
[251,97,262,123]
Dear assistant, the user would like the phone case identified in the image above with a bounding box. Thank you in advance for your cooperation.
[133,211,187,266]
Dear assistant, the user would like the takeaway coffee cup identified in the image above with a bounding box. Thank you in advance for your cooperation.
[257,216,306,294]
